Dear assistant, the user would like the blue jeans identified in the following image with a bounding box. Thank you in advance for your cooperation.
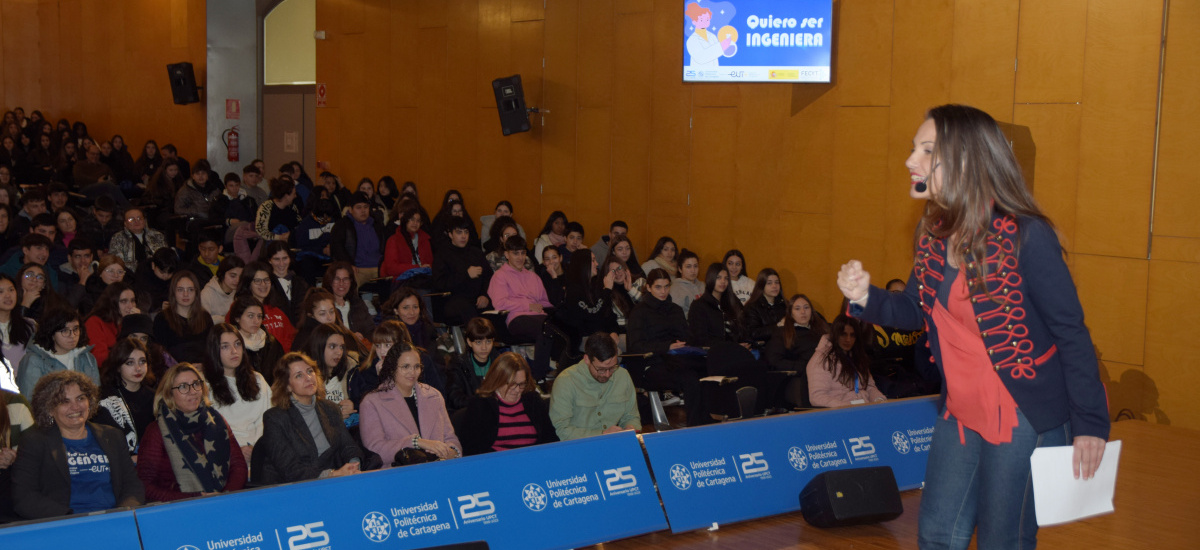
[918,409,1071,549]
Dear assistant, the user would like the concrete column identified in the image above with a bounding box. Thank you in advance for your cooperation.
[206,0,261,177]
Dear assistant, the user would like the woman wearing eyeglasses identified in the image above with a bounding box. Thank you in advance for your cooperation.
[360,342,461,466]
[457,352,557,456]
[16,307,98,399]
[233,262,296,352]
[15,263,67,322]
[136,362,247,502]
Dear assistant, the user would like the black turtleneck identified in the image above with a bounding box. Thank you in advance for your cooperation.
[627,294,688,356]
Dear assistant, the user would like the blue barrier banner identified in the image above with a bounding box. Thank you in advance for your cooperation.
[135,430,666,550]
[642,396,938,532]
[0,509,142,549]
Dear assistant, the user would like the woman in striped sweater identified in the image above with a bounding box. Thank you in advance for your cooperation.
[457,352,558,456]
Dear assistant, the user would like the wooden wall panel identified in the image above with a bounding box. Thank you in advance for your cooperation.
[1014,0,1087,103]
[687,107,737,255]
[574,106,612,236]
[884,0,953,280]
[511,0,543,22]
[417,0,446,28]
[389,0,420,107]
[1013,103,1081,248]
[830,107,889,281]
[1145,260,1200,428]
[415,26,449,191]
[576,0,613,108]
[476,0,509,107]
[540,0,578,199]
[611,12,653,252]
[1073,0,1162,258]
[835,0,892,107]
[1152,0,1200,239]
[646,0,690,211]
[1071,254,1147,367]
[950,0,1019,122]
[2,0,41,108]
[1151,236,1200,264]
[778,212,833,315]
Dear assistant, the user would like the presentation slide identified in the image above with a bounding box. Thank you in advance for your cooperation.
[683,0,833,83]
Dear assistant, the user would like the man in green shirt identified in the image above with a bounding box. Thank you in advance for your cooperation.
[549,333,641,440]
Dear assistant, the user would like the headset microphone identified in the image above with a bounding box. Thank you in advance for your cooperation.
[914,179,927,193]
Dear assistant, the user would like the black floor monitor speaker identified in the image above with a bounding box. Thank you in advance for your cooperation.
[491,74,530,135]
[167,62,200,105]
[799,466,904,528]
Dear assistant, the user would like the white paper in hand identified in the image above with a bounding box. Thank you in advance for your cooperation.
[1029,440,1121,526]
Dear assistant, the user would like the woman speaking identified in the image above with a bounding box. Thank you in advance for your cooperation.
[836,104,1109,548]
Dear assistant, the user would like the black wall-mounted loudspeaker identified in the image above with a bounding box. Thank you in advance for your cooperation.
[167,62,201,105]
[799,466,904,528]
[491,75,530,136]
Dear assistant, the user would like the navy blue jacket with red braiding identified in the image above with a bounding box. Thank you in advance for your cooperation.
[849,214,1110,441]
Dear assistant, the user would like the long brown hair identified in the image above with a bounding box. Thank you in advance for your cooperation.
[780,294,828,349]
[165,270,213,336]
[822,315,870,390]
[270,352,326,409]
[476,352,536,398]
[916,104,1053,297]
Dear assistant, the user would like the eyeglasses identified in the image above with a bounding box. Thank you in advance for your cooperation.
[57,325,82,336]
[23,273,45,281]
[592,365,619,375]
[333,277,352,283]
[252,277,271,285]
[126,216,144,222]
[171,380,204,394]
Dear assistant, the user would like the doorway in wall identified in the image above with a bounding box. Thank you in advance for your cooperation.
[262,0,316,177]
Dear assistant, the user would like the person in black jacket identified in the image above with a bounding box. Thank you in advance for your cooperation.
[741,267,787,348]
[431,215,492,325]
[328,192,386,288]
[444,318,499,412]
[688,263,746,348]
[554,249,618,354]
[626,268,707,427]
[11,371,143,519]
[457,352,557,456]
[257,353,362,485]
[762,294,828,409]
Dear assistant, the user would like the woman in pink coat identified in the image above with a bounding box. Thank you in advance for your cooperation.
[806,315,886,407]
[359,341,461,466]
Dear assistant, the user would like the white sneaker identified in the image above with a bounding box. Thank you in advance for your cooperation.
[660,391,683,407]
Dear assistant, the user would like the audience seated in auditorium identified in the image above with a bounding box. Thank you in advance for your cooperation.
[687,263,746,348]
[10,371,143,519]
[347,320,410,408]
[487,235,554,379]
[0,388,34,522]
[262,241,309,324]
[458,352,558,456]
[626,269,706,427]
[152,271,214,361]
[549,332,640,441]
[763,294,827,409]
[537,245,566,308]
[0,275,36,383]
[321,262,374,341]
[234,262,296,352]
[108,207,166,274]
[531,210,568,263]
[84,282,137,366]
[229,296,286,387]
[559,221,587,267]
[381,204,433,280]
[484,216,533,272]
[200,255,244,323]
[479,200,525,252]
[136,362,247,502]
[590,221,640,274]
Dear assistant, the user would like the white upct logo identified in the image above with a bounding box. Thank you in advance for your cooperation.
[669,464,692,490]
[849,437,876,458]
[286,522,329,550]
[891,431,912,454]
[361,511,391,543]
[522,483,548,512]
[603,467,637,492]
[787,447,808,471]
[739,452,769,475]
[457,493,496,520]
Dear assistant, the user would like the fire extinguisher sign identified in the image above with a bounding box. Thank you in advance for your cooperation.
[225,99,240,119]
